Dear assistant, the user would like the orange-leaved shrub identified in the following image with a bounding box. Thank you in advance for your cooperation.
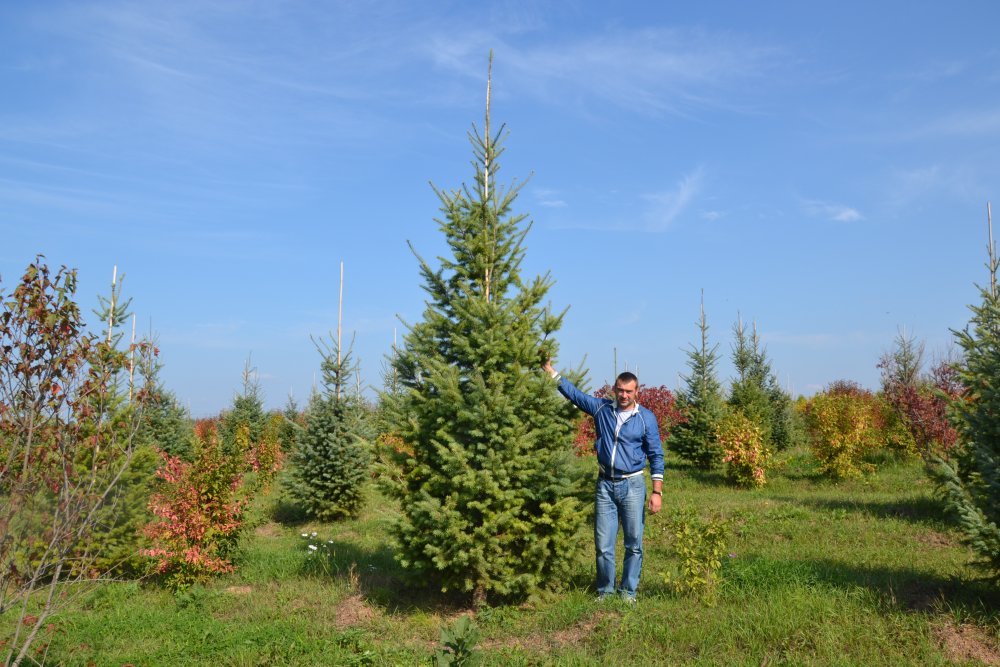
[804,381,884,478]
[717,411,771,488]
[142,421,248,587]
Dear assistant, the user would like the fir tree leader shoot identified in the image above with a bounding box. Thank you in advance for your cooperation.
[542,358,664,603]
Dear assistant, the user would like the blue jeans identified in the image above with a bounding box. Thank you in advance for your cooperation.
[594,474,646,598]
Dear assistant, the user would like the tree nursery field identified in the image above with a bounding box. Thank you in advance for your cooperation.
[4,447,998,666]
[5,86,1000,666]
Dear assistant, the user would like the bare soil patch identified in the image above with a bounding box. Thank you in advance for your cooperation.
[481,610,617,653]
[914,530,955,549]
[334,593,378,629]
[254,522,282,538]
[935,621,1000,666]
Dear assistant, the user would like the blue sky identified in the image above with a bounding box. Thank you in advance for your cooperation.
[3,1,998,416]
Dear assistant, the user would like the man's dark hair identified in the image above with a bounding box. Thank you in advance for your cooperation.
[615,371,639,387]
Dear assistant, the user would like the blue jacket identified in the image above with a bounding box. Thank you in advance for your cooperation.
[557,377,664,480]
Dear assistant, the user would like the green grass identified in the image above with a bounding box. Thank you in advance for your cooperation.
[11,447,1000,665]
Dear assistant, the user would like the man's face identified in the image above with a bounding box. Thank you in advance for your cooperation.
[613,380,638,409]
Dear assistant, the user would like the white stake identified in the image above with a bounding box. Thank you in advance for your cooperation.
[337,261,344,400]
[129,314,136,402]
[107,265,117,344]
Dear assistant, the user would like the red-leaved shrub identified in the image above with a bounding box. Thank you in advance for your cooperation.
[142,421,247,587]
[883,361,962,458]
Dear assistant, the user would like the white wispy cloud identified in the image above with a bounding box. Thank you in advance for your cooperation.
[640,168,705,231]
[886,164,982,210]
[802,198,863,223]
[919,108,1000,138]
[763,330,883,348]
[158,320,251,349]
[543,167,705,232]
[426,26,783,117]
[902,58,969,83]
[534,188,567,208]
[34,2,428,153]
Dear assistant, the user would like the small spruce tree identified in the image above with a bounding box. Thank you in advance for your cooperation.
[670,293,727,468]
[82,269,162,576]
[289,337,372,520]
[278,394,304,453]
[134,336,195,460]
[728,316,796,451]
[729,316,774,437]
[220,356,267,459]
[386,58,585,605]
[931,207,1000,577]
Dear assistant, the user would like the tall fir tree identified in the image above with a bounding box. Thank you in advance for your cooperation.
[931,207,1000,577]
[290,336,372,520]
[670,293,727,468]
[385,59,586,605]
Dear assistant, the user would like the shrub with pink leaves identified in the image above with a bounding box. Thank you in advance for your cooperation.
[142,421,247,588]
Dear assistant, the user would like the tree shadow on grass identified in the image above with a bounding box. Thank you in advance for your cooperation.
[777,458,827,483]
[777,495,953,529]
[303,537,593,615]
[725,554,1000,620]
[269,497,309,525]
[665,459,730,487]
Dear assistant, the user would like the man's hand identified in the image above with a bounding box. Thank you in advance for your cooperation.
[647,492,662,514]
[648,482,662,514]
[542,359,557,378]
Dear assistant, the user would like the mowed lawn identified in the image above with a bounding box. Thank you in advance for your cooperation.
[21,447,1000,666]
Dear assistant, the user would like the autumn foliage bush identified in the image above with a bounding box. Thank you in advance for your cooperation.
[805,382,884,478]
[243,414,285,493]
[0,259,154,665]
[142,421,248,587]
[883,360,962,458]
[717,411,771,488]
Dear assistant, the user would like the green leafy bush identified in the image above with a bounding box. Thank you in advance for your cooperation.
[434,616,480,666]
[662,508,729,604]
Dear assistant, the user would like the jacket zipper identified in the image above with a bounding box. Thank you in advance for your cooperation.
[609,410,634,475]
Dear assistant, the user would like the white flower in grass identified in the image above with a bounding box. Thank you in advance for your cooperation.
[311,531,318,537]
[308,544,318,551]
[301,533,308,538]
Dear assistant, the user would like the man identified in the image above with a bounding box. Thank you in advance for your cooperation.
[542,360,663,602]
